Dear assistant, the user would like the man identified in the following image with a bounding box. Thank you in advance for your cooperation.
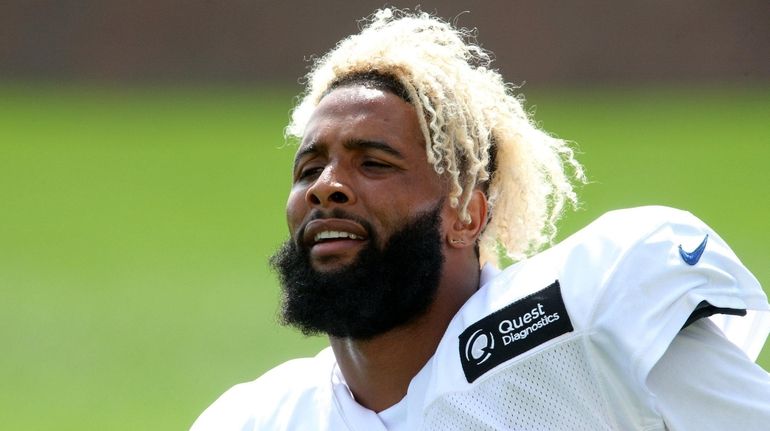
[193,9,770,430]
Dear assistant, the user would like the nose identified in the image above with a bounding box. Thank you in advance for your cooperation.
[305,164,356,207]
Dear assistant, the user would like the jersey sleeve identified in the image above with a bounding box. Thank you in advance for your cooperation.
[190,382,261,431]
[647,318,770,430]
[585,206,770,393]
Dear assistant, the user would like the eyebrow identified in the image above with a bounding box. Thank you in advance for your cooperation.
[344,139,405,159]
[293,138,405,171]
[293,144,319,172]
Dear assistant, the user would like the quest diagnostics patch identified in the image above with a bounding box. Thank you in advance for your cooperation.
[458,281,573,383]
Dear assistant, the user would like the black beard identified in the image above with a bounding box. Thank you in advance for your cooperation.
[270,204,445,340]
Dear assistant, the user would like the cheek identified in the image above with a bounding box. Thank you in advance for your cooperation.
[374,196,444,237]
[285,188,307,234]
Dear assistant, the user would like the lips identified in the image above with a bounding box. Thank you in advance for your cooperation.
[302,218,369,248]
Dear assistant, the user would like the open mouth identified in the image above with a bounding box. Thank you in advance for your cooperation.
[302,218,370,258]
[308,229,368,261]
[313,230,364,243]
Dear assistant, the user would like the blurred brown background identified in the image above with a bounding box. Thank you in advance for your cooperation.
[2,0,768,86]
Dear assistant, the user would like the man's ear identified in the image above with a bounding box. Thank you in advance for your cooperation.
[446,189,488,249]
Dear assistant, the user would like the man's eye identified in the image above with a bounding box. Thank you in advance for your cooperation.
[363,160,390,169]
[298,167,323,180]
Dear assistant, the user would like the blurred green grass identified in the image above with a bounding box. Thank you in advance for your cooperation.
[1,83,768,429]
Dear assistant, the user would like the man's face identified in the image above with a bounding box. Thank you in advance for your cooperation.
[271,85,453,339]
[287,85,449,271]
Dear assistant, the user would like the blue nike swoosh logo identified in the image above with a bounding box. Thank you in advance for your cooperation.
[678,234,709,266]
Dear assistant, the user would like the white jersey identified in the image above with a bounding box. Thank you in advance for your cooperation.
[191,206,770,430]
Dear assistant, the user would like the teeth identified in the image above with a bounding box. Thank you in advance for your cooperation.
[314,231,361,242]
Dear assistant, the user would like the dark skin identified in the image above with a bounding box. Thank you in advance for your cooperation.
[287,85,488,412]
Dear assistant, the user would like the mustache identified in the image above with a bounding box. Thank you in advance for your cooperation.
[295,208,375,247]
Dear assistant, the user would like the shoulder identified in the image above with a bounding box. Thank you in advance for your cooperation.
[473,206,731,324]
[190,348,336,431]
[530,205,764,321]
[449,205,767,382]
[495,205,768,377]
[417,206,767,428]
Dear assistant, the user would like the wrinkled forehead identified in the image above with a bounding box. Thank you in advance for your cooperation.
[294,85,426,162]
[299,84,419,144]
[306,86,392,125]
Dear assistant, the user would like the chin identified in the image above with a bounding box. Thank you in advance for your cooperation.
[311,255,359,273]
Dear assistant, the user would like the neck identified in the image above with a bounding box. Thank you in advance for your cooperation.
[330,261,480,412]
